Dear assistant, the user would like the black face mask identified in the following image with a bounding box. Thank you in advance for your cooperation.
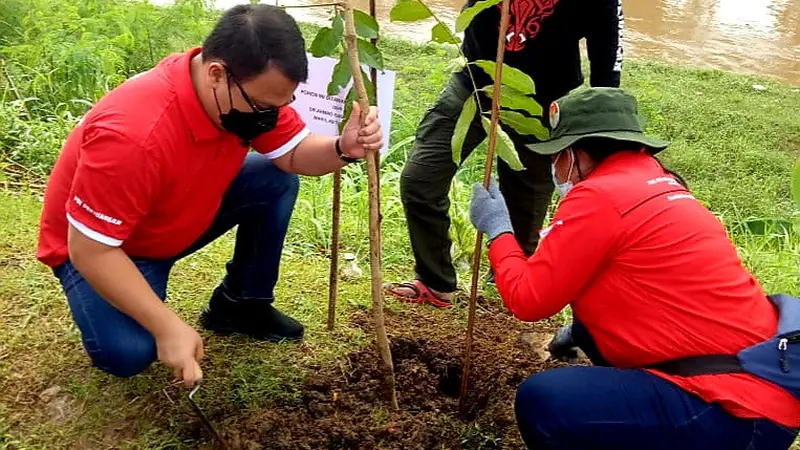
[214,70,281,146]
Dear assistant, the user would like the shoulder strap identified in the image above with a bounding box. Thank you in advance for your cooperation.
[647,354,744,377]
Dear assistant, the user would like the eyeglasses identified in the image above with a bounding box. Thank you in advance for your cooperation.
[224,66,295,113]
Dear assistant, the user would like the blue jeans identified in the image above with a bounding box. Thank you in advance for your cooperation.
[515,366,798,450]
[53,154,299,377]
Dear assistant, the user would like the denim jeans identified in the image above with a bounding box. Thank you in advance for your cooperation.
[517,323,799,450]
[53,153,299,377]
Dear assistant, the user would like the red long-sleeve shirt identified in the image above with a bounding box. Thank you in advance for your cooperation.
[489,151,800,427]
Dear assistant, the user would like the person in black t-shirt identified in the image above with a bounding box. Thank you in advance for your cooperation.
[384,0,624,306]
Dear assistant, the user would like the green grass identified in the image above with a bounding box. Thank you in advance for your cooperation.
[1,0,799,448]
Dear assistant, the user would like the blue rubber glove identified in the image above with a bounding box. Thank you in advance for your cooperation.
[469,178,513,241]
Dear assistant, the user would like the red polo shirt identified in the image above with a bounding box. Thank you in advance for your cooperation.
[37,47,309,267]
[489,151,800,427]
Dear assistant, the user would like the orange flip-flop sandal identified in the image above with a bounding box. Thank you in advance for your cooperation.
[383,280,454,309]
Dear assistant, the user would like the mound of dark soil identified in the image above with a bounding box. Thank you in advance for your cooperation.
[226,304,568,450]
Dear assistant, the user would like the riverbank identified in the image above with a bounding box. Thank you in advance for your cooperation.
[161,0,800,86]
[2,2,800,448]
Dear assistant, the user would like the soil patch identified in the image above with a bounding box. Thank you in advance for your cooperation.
[226,302,570,450]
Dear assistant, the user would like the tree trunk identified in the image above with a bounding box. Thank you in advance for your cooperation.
[327,167,341,331]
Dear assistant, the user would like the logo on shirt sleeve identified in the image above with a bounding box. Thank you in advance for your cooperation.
[73,196,123,226]
[667,194,696,201]
[647,176,680,187]
[614,0,624,72]
[539,219,563,239]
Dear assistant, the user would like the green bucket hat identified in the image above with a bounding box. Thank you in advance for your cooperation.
[527,87,669,155]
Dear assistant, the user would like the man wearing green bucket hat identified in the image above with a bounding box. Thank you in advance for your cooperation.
[469,87,800,449]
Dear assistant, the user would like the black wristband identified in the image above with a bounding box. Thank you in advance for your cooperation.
[335,138,359,164]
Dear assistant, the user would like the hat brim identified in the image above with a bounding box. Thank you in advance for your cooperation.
[525,131,670,156]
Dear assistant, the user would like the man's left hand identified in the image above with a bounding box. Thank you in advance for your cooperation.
[339,102,383,159]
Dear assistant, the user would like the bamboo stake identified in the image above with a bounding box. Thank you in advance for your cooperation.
[369,0,380,208]
[327,2,346,332]
[343,0,399,410]
[459,0,511,415]
[327,167,341,331]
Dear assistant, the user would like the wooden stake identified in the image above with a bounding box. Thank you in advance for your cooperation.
[327,1,345,332]
[369,0,380,208]
[343,0,399,411]
[459,0,511,416]
[327,167,341,331]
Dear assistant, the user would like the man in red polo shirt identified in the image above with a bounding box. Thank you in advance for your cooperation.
[469,88,799,448]
[36,4,384,387]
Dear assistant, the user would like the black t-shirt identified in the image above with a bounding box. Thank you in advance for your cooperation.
[455,0,624,115]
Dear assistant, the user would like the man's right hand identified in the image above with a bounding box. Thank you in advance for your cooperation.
[155,319,205,387]
[67,225,206,386]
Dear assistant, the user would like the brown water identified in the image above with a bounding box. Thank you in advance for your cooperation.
[268,0,800,85]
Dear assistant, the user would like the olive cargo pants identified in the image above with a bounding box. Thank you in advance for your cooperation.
[400,76,555,293]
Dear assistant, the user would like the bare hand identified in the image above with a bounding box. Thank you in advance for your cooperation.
[155,319,205,388]
[339,102,383,159]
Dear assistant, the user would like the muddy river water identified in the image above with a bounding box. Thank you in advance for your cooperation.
[218,0,800,85]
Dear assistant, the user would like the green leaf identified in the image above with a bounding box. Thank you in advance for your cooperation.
[481,117,524,170]
[356,38,384,70]
[390,0,432,22]
[451,95,477,165]
[327,52,352,96]
[309,26,342,58]
[431,22,460,44]
[339,88,357,134]
[480,85,543,116]
[793,159,800,208]
[499,110,550,140]
[455,0,502,32]
[473,60,536,95]
[361,68,377,105]
[445,55,467,73]
[354,9,379,39]
[336,71,376,134]
[332,13,344,40]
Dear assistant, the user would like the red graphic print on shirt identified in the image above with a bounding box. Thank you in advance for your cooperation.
[501,0,559,51]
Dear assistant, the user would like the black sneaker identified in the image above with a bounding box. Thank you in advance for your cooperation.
[199,286,304,342]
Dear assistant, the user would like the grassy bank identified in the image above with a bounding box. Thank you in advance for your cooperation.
[2,0,799,448]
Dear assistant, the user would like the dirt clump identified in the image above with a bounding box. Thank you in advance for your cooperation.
[227,304,567,450]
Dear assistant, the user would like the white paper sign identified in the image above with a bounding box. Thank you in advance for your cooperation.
[293,53,396,154]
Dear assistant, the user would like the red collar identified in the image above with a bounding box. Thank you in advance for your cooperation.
[172,47,221,142]
[587,150,657,178]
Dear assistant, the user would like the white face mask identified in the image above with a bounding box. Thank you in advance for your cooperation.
[551,150,574,197]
